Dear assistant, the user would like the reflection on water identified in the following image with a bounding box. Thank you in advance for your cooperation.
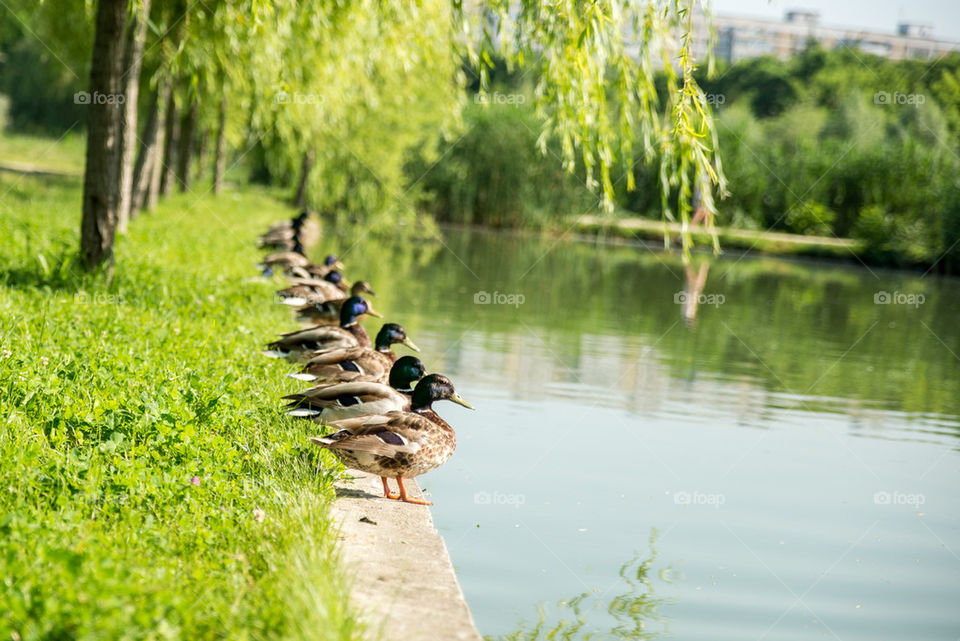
[681,259,712,328]
[311,227,960,640]
[496,530,668,641]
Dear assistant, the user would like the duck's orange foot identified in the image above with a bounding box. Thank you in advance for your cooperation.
[396,476,432,506]
[380,477,400,500]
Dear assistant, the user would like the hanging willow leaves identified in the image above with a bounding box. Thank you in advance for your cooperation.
[461,0,726,260]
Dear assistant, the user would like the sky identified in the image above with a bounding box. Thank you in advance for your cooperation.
[711,0,960,41]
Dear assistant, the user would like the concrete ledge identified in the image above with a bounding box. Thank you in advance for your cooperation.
[330,472,482,641]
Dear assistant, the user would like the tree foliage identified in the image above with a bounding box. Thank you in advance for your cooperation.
[1,0,723,266]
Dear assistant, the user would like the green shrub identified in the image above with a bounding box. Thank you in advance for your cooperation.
[786,201,835,236]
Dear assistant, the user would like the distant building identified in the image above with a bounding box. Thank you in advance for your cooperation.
[690,10,960,64]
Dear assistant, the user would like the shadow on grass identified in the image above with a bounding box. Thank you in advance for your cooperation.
[0,247,114,295]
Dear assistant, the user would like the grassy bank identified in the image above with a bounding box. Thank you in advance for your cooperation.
[0,139,361,639]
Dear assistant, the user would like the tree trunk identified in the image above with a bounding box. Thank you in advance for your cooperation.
[146,120,165,210]
[176,97,198,192]
[80,0,128,271]
[159,85,179,196]
[116,0,151,234]
[292,149,314,209]
[213,96,227,194]
[195,126,209,183]
[131,80,163,217]
[130,90,157,215]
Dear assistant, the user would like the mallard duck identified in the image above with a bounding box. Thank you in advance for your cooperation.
[275,271,350,306]
[292,281,378,322]
[285,254,344,280]
[261,250,343,277]
[259,212,320,249]
[262,296,379,360]
[261,242,311,269]
[309,374,474,505]
[283,356,427,421]
[263,211,309,236]
[289,323,419,382]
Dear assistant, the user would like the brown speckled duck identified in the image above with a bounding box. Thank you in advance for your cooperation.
[309,374,474,505]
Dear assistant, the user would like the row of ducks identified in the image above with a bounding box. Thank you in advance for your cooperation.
[258,213,474,505]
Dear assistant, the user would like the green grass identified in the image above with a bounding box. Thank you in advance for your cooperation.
[0,149,362,639]
[0,132,86,175]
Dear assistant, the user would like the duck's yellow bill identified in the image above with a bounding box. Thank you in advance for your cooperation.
[402,337,420,352]
[451,393,475,410]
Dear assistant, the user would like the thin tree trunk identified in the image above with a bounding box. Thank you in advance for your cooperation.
[292,149,314,209]
[117,0,151,234]
[80,0,128,271]
[176,97,198,192]
[131,80,162,217]
[213,95,227,194]
[195,126,209,183]
[146,112,166,210]
[159,84,179,196]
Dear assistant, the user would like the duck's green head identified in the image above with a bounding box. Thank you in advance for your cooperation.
[388,356,426,392]
[411,374,474,411]
[374,322,419,352]
[339,296,380,326]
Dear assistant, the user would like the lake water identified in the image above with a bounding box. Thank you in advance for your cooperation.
[333,227,960,640]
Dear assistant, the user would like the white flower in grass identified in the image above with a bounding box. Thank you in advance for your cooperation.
[1,349,11,359]
[253,508,266,523]
[40,356,49,367]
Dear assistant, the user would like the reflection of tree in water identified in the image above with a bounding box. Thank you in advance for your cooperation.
[494,530,670,641]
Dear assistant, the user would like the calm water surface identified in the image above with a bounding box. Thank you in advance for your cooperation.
[329,228,960,640]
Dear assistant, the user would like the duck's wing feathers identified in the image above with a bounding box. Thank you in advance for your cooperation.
[309,413,425,456]
[328,411,437,438]
[309,430,419,457]
[302,346,367,365]
[269,326,358,352]
[284,382,404,405]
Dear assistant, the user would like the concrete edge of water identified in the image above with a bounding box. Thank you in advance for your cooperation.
[329,472,483,641]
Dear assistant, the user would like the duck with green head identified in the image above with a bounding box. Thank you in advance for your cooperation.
[289,323,419,383]
[284,355,427,422]
[309,374,474,505]
[262,296,379,360]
